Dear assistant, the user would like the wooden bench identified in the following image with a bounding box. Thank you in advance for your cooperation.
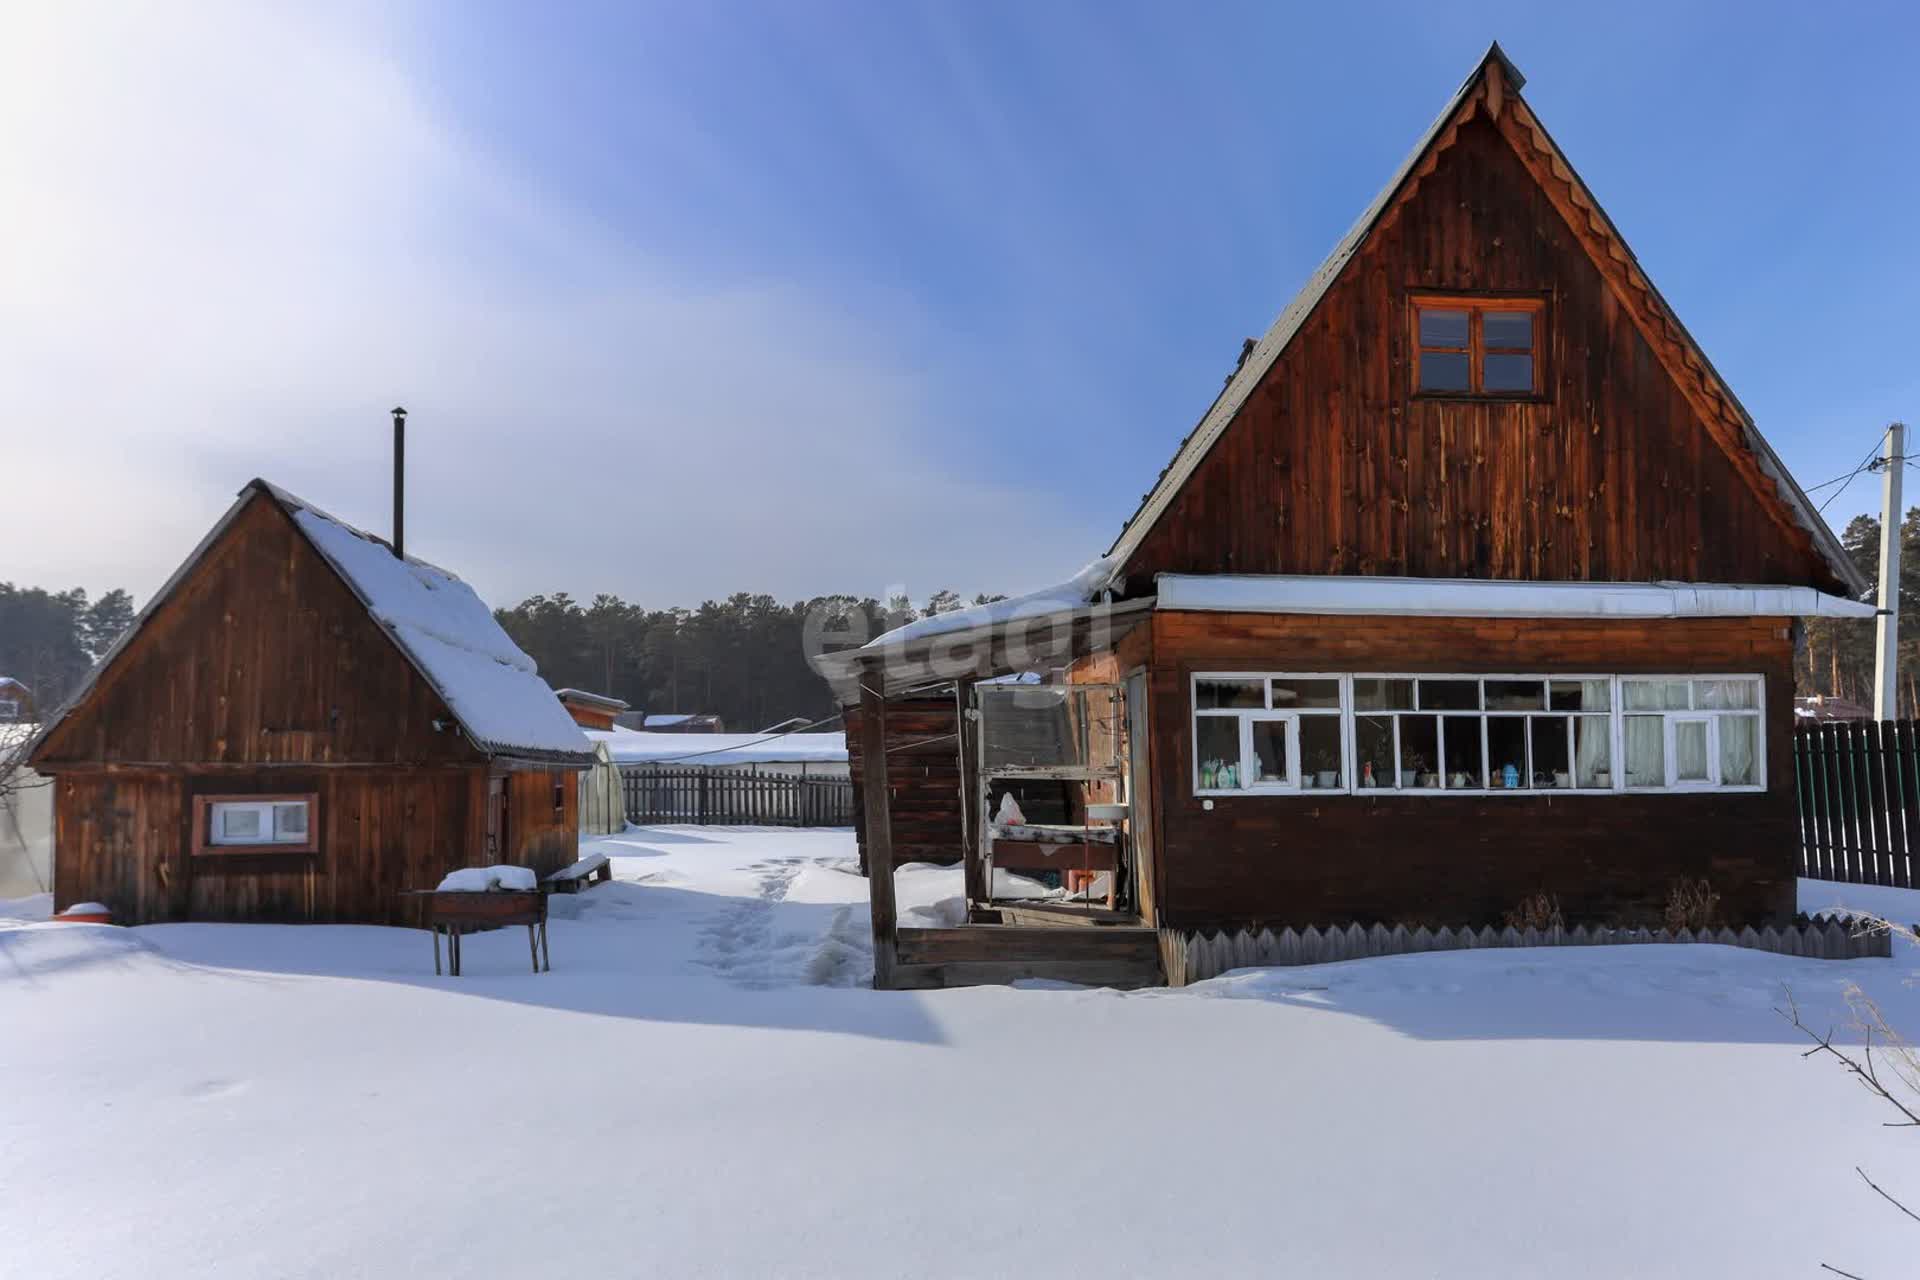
[542,851,612,894]
[407,890,550,977]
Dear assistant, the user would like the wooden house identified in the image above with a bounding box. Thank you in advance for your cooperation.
[0,678,34,723]
[556,687,630,732]
[820,46,1875,989]
[27,480,596,925]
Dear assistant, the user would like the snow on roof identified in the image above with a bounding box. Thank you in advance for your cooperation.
[0,677,25,691]
[644,713,694,726]
[862,557,1118,651]
[279,492,593,763]
[554,688,630,711]
[588,726,847,766]
[1154,575,1879,620]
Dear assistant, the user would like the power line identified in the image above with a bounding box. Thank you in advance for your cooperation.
[1816,437,1890,517]
[636,710,845,764]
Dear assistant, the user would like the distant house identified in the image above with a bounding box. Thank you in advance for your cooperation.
[819,46,1874,989]
[1795,695,1872,724]
[0,678,33,723]
[592,726,848,778]
[633,712,725,734]
[555,688,630,836]
[28,479,596,925]
[555,687,630,732]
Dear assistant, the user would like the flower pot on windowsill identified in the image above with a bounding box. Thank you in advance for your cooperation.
[1315,770,1338,788]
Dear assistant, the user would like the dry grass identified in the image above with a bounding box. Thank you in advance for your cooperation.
[1662,878,1721,933]
[1503,892,1563,932]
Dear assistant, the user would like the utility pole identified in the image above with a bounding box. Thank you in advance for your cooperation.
[1873,421,1906,719]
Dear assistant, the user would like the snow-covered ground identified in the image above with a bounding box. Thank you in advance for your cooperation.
[4,830,1920,1278]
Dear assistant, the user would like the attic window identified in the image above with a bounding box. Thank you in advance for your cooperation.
[1414,297,1543,396]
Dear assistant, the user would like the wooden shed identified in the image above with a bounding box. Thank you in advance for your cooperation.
[0,678,34,723]
[27,479,596,925]
[821,45,1876,989]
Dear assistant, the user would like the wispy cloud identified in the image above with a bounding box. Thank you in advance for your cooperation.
[0,2,1107,609]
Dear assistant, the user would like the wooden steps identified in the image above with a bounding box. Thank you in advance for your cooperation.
[890,925,1163,990]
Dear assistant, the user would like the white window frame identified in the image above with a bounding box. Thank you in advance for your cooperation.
[1618,675,1767,793]
[206,798,313,847]
[1348,674,1616,796]
[1192,673,1349,796]
[0,698,16,720]
[1190,672,1767,799]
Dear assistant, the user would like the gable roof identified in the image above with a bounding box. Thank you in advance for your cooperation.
[1105,42,1866,598]
[31,480,593,766]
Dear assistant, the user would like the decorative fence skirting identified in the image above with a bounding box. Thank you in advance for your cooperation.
[1796,720,1920,888]
[1160,919,1894,987]
[619,764,855,828]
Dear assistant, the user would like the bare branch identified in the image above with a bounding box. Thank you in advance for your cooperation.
[1777,984,1920,1129]
[1856,1166,1920,1226]
[1820,1262,1868,1280]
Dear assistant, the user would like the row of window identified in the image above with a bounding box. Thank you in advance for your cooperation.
[1192,674,1765,796]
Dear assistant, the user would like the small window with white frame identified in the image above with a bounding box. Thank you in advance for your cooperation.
[1619,677,1764,790]
[1193,674,1347,793]
[0,698,17,721]
[195,794,318,854]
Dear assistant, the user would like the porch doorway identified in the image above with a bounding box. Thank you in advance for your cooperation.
[971,681,1138,923]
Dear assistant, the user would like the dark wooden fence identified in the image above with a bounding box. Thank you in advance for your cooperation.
[1796,721,1918,888]
[619,764,855,828]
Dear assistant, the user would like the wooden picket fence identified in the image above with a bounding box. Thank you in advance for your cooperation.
[1161,918,1894,986]
[1795,721,1920,888]
[619,764,855,828]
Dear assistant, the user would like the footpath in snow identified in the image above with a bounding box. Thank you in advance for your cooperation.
[4,827,1920,1279]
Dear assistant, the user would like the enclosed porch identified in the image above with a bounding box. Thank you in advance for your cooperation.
[821,596,1166,989]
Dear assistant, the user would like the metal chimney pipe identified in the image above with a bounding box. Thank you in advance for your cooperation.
[391,406,407,560]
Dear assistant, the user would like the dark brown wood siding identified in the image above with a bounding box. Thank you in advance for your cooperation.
[846,696,963,870]
[1147,610,1799,930]
[1122,115,1832,593]
[504,767,580,877]
[37,489,583,927]
[54,767,488,926]
[34,493,480,768]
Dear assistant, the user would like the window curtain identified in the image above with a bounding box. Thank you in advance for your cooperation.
[1694,679,1758,710]
[1719,715,1759,785]
[1624,715,1665,786]
[1582,679,1611,711]
[1674,721,1710,781]
[1574,715,1610,787]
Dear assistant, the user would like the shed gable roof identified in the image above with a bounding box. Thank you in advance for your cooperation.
[1105,43,1865,597]
[30,480,593,766]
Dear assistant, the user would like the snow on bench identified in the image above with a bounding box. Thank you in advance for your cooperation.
[436,865,538,893]
[543,852,612,894]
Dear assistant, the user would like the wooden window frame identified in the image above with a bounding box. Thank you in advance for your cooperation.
[1410,294,1548,400]
[192,792,321,856]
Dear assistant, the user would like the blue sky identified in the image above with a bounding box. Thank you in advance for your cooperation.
[4,2,1916,608]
